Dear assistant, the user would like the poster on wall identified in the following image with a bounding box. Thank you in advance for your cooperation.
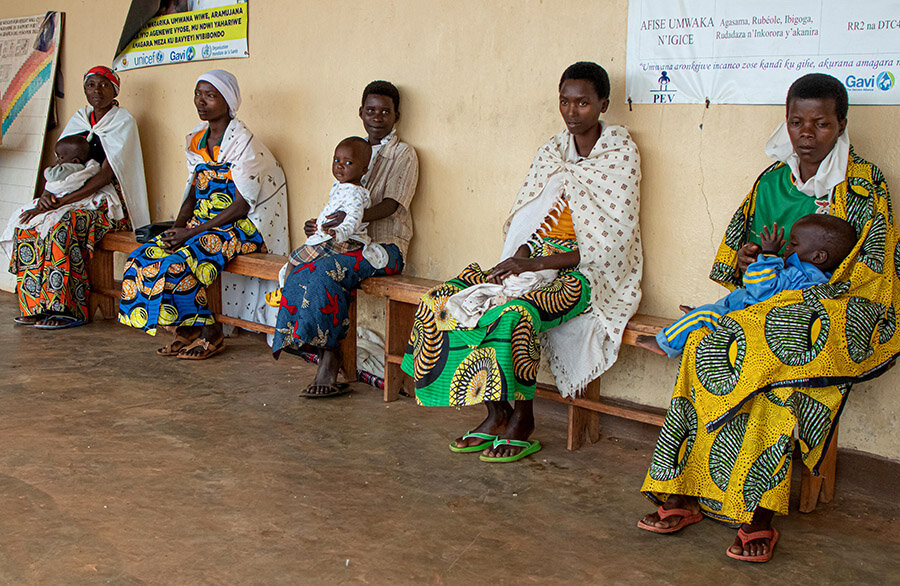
[114,0,248,72]
[626,0,900,105]
[0,12,62,290]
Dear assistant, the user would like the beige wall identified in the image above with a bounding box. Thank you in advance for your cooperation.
[3,0,898,461]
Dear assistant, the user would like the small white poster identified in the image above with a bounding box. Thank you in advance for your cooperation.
[626,0,900,105]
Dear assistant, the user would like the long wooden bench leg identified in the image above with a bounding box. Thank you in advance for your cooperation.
[799,423,839,512]
[87,247,116,320]
[384,299,416,402]
[818,423,839,504]
[567,378,602,451]
[339,294,358,383]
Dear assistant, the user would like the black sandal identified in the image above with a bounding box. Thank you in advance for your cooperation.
[299,382,351,398]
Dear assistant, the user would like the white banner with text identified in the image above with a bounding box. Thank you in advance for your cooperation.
[626,0,900,105]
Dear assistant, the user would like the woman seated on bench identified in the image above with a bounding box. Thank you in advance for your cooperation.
[7,66,149,330]
[638,74,899,562]
[118,70,288,359]
[401,62,643,462]
[272,81,419,396]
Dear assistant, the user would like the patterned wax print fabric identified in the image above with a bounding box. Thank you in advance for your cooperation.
[12,199,128,321]
[642,148,900,524]
[401,236,591,406]
[118,144,264,335]
[272,244,404,354]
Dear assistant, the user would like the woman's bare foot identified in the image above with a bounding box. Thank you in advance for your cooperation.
[639,494,700,531]
[452,401,513,449]
[303,347,342,395]
[482,400,535,458]
[729,508,776,558]
[635,334,666,356]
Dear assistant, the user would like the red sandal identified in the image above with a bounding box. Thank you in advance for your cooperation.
[637,505,703,534]
[725,527,780,563]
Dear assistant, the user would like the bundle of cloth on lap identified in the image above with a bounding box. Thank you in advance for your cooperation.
[642,128,900,524]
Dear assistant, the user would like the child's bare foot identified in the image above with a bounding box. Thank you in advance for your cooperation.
[635,334,666,356]
[679,305,694,314]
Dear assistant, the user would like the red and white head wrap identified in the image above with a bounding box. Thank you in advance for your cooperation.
[83,66,120,96]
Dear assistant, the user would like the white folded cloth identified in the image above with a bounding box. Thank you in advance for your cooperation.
[446,269,558,328]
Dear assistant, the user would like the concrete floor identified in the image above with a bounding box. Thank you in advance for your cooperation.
[1,292,897,585]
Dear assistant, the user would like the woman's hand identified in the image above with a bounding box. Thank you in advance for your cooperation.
[160,227,195,252]
[488,256,538,284]
[18,207,44,223]
[737,242,762,273]
[303,218,318,237]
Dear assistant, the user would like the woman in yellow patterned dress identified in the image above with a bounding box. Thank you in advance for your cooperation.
[638,74,900,563]
[118,70,287,359]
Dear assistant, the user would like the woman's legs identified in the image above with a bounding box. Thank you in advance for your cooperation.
[481,399,535,458]
[640,496,776,558]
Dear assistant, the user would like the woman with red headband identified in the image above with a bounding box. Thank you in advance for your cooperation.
[10,65,149,329]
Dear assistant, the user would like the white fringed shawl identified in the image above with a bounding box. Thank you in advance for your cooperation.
[61,105,150,227]
[501,125,643,397]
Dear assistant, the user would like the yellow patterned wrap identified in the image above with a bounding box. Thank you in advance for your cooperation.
[642,147,899,524]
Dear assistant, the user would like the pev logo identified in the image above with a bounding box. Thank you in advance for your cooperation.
[846,71,895,92]
[170,46,196,63]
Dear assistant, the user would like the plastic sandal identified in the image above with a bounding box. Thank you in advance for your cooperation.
[637,505,703,534]
[725,527,779,563]
[449,432,499,453]
[479,438,542,462]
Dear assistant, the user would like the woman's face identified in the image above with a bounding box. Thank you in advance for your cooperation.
[359,94,398,143]
[559,79,608,137]
[83,74,117,111]
[786,97,846,171]
[194,81,230,122]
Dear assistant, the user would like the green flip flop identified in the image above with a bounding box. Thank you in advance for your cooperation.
[479,438,542,463]
[449,432,498,453]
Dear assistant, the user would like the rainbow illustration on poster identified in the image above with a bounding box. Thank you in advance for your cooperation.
[1,30,57,135]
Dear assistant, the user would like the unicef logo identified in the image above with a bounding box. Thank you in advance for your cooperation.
[186,46,196,61]
[877,71,895,91]
[201,45,211,59]
[155,50,164,63]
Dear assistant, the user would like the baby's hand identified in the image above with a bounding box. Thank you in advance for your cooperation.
[760,223,785,255]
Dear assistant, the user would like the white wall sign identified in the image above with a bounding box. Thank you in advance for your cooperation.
[626,0,900,105]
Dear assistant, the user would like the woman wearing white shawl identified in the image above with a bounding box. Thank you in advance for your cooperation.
[118,70,288,359]
[401,63,642,462]
[9,65,149,329]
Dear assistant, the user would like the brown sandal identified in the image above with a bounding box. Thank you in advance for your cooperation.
[177,337,226,360]
[157,331,200,356]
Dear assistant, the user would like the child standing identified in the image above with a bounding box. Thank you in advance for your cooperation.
[637,214,857,357]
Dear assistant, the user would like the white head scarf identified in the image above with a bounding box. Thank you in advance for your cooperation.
[764,121,850,202]
[196,69,241,118]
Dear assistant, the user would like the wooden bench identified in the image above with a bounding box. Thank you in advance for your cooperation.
[87,231,837,512]
[345,273,839,513]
